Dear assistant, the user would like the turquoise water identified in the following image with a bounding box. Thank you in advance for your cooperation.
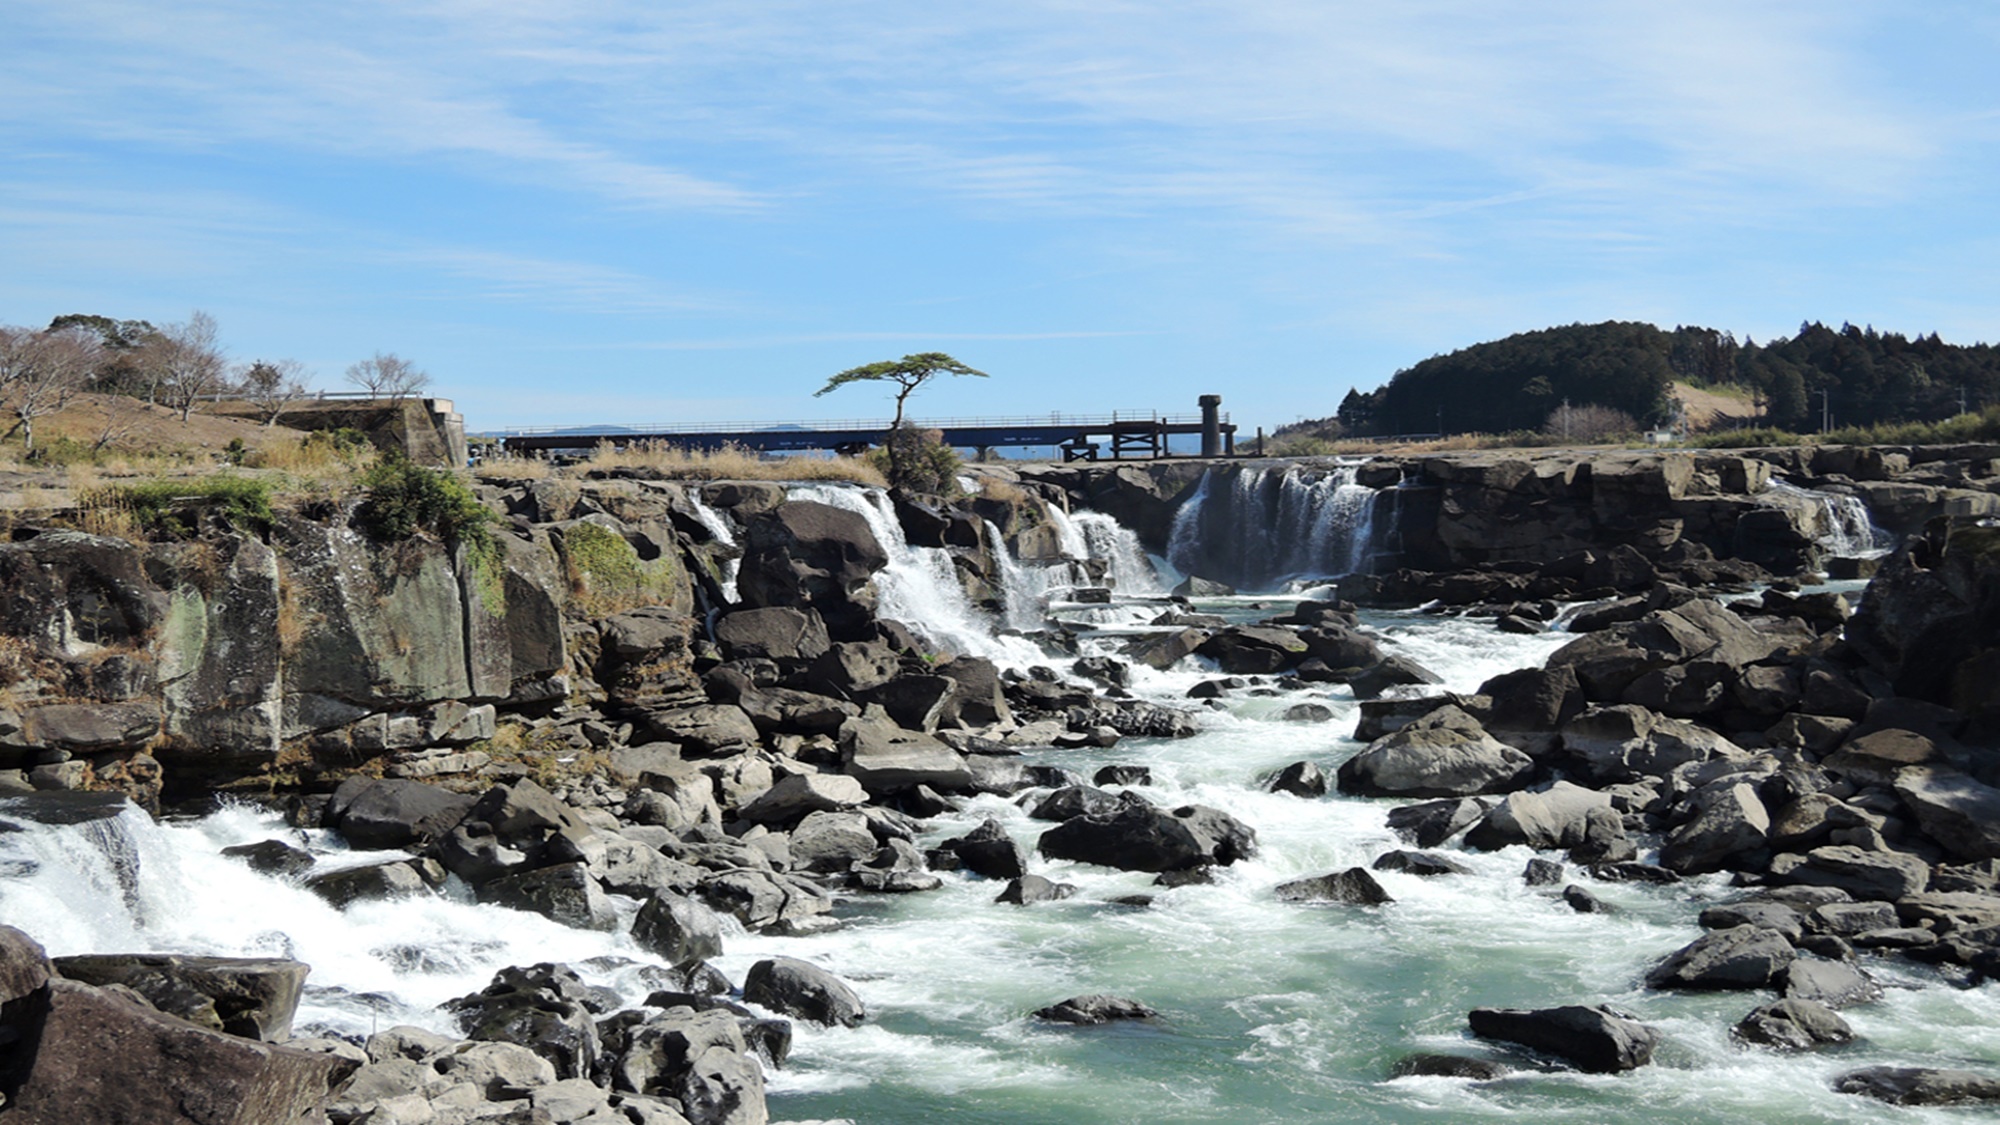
[3,600,1995,1123]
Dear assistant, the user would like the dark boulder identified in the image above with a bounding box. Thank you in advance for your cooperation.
[742,956,865,1028]
[1735,998,1853,1050]
[1266,760,1328,798]
[323,777,474,851]
[1834,1067,2000,1106]
[1034,994,1157,1024]
[1389,1054,1508,1080]
[1386,797,1487,848]
[1037,799,1256,873]
[1276,867,1394,906]
[1645,926,1795,990]
[49,954,309,1042]
[1372,850,1472,877]
[934,818,1027,881]
[1466,1004,1661,1073]
[446,963,605,1081]
[736,500,890,639]
[1337,706,1534,798]
[996,875,1077,905]
[631,890,726,967]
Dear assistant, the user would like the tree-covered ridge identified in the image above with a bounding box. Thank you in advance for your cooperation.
[1335,320,2000,437]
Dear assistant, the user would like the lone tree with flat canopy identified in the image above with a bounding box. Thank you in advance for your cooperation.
[816,352,988,490]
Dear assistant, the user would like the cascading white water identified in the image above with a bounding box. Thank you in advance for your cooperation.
[1165,468,1214,578]
[1056,508,1168,597]
[1761,479,1892,557]
[787,485,1044,664]
[1168,462,1382,589]
[4,500,1999,1124]
[685,491,742,603]
[0,795,669,1038]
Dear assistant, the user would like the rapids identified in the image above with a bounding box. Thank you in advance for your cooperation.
[1,490,1992,1124]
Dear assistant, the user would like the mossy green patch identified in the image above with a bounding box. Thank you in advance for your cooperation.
[558,520,682,617]
[84,475,276,538]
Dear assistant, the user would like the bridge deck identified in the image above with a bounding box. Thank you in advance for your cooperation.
[495,412,1235,460]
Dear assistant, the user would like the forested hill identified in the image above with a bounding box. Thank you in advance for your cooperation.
[1334,320,2000,437]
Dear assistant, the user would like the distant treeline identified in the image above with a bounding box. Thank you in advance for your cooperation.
[1332,320,2000,437]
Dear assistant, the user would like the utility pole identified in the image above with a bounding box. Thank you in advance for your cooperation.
[1820,389,1831,434]
[1562,398,1571,441]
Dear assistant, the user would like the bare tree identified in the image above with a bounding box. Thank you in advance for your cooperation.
[153,311,228,423]
[345,352,430,400]
[1543,402,1638,444]
[239,358,311,426]
[89,392,144,454]
[0,324,102,453]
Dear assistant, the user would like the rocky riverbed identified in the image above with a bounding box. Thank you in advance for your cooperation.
[3,447,2000,1122]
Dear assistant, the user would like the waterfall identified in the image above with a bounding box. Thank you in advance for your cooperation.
[685,492,741,603]
[1761,480,1892,558]
[1067,511,1168,597]
[1165,469,1214,578]
[788,485,1044,664]
[1167,462,1383,590]
[0,795,158,944]
[984,519,1074,632]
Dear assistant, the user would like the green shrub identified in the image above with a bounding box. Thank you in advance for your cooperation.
[85,476,276,539]
[864,426,963,497]
[356,457,496,552]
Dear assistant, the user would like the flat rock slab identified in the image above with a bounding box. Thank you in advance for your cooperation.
[1735,999,1852,1050]
[51,954,309,1042]
[9,979,337,1125]
[1835,1066,2000,1105]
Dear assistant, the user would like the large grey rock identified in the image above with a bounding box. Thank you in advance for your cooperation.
[446,963,605,1081]
[603,1007,767,1124]
[787,810,879,873]
[838,708,973,794]
[1034,994,1157,1024]
[737,772,868,824]
[1559,704,1747,784]
[6,978,338,1125]
[476,861,618,931]
[1463,782,1614,851]
[1467,1004,1661,1073]
[154,536,284,767]
[1735,998,1853,1050]
[1037,797,1256,873]
[1385,797,1488,847]
[50,954,308,1042]
[436,778,602,886]
[714,606,831,664]
[0,531,166,659]
[696,869,833,932]
[1646,925,1795,990]
[1336,706,1534,798]
[324,776,475,850]
[1781,959,1882,1009]
[1547,599,1779,701]
[279,515,474,707]
[1894,766,2000,861]
[305,859,435,907]
[1660,781,1770,875]
[742,956,865,1028]
[0,925,51,1005]
[1834,1066,2000,1106]
[1768,845,1930,900]
[632,892,726,966]
[1276,867,1394,906]
[737,500,889,639]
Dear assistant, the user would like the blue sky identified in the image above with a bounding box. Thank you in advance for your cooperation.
[4,2,1998,433]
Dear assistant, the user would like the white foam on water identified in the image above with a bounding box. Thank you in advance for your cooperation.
[684,490,742,603]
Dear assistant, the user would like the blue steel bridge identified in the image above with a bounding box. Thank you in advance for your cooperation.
[496,400,1235,461]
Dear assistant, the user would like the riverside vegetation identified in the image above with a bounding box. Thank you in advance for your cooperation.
[2,441,2000,1121]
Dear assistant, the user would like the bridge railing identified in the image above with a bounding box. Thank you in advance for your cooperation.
[487,410,1222,438]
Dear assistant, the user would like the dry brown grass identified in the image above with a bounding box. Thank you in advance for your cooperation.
[585,440,886,485]
[473,455,554,482]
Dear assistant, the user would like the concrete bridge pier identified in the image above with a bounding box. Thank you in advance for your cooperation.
[1200,395,1224,457]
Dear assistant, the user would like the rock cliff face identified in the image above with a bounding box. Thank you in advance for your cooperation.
[1027,444,2000,586]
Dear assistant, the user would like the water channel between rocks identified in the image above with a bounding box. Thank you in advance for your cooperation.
[0,496,1992,1124]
